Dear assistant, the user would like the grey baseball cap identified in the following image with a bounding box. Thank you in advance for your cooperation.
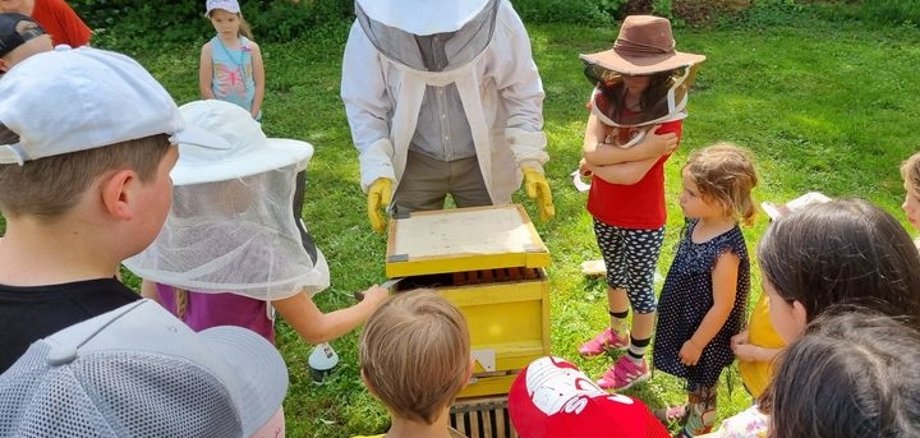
[0,299,288,437]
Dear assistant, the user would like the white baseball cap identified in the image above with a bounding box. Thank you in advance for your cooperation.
[355,0,491,35]
[206,0,241,15]
[0,299,288,437]
[0,46,228,166]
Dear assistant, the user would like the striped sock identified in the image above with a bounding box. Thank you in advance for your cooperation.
[627,336,651,363]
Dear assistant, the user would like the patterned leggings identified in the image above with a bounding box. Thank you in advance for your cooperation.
[680,382,718,437]
[593,219,664,314]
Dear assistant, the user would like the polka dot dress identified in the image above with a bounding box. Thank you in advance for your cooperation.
[653,219,750,387]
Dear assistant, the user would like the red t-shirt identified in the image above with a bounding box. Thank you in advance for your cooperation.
[587,120,683,229]
[31,0,91,47]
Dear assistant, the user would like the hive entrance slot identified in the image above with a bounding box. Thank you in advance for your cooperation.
[395,267,543,291]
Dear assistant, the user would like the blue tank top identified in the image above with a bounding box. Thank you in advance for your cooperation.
[210,35,256,113]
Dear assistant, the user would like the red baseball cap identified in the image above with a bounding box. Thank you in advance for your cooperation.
[509,357,670,438]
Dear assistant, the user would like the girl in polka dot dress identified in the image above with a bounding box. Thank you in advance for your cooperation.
[652,144,757,437]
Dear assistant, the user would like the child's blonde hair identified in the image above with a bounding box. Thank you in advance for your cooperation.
[900,152,920,194]
[0,132,171,219]
[683,142,758,225]
[206,9,253,40]
[359,289,470,425]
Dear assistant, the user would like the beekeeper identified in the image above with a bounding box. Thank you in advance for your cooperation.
[341,0,554,233]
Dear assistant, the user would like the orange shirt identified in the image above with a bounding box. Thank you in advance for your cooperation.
[31,0,91,47]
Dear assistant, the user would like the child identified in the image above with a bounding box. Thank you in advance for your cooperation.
[704,198,920,438]
[0,0,91,47]
[729,293,784,399]
[760,199,920,341]
[199,0,264,121]
[576,15,705,391]
[125,100,388,437]
[200,0,315,280]
[355,289,472,438]
[652,144,757,437]
[770,310,920,438]
[900,151,920,237]
[508,356,670,438]
[0,299,289,436]
[124,100,389,346]
[0,12,52,77]
[0,46,227,373]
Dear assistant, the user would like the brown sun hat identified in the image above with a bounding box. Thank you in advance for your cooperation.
[580,15,705,75]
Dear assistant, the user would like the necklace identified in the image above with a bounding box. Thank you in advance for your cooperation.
[215,36,247,78]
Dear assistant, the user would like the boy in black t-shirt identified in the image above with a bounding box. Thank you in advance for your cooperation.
[0,46,226,372]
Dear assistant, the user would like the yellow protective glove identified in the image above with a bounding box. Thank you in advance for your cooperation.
[367,178,393,233]
[522,167,555,221]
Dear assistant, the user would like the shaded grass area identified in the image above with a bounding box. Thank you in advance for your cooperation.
[2,15,919,438]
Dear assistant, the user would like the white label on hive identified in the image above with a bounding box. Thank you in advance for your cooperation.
[471,349,496,372]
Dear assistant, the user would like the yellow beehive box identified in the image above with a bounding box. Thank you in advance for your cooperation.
[386,205,551,398]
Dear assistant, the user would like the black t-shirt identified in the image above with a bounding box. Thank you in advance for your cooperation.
[0,278,139,373]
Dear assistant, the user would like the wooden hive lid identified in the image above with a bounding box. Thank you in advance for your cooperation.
[386,204,550,278]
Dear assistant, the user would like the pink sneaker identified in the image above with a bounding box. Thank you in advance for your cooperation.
[578,328,629,357]
[597,356,651,391]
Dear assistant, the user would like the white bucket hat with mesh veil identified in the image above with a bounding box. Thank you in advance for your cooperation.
[124,100,331,300]
[355,0,490,35]
[0,300,288,437]
[170,99,314,185]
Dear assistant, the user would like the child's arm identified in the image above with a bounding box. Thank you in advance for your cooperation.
[199,43,215,100]
[249,42,265,119]
[731,329,783,363]
[679,251,741,366]
[140,279,161,304]
[735,343,781,363]
[272,285,389,344]
[584,157,661,185]
[582,114,678,166]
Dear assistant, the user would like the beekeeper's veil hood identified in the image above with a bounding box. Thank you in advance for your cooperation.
[354,0,499,72]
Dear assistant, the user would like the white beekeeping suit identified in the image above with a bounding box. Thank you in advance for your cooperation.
[341,0,554,232]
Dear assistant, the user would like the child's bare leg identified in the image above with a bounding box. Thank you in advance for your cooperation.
[608,286,629,333]
[631,310,655,340]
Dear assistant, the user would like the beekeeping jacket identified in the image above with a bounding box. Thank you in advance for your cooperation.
[341,0,548,205]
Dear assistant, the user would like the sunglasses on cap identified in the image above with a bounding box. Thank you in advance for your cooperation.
[0,13,46,58]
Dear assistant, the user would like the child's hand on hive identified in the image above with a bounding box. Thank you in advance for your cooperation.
[361,285,390,309]
[679,339,703,366]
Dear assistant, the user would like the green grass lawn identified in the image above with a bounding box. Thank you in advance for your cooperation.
[4,12,920,438]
